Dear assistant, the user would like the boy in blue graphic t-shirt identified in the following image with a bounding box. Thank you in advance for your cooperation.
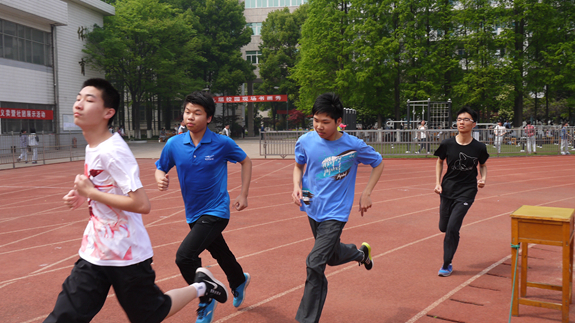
[292,93,384,323]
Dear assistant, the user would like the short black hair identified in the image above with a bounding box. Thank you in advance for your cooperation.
[182,91,215,122]
[312,93,343,121]
[81,78,120,126]
[526,120,531,125]
[456,106,478,123]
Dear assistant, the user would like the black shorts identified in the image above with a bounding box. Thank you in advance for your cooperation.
[44,258,171,323]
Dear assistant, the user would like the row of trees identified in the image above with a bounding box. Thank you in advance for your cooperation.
[258,0,575,128]
[86,0,255,137]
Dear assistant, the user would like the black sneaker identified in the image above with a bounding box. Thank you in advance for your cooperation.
[359,242,373,270]
[195,267,228,303]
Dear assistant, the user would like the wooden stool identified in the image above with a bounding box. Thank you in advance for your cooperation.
[510,205,574,323]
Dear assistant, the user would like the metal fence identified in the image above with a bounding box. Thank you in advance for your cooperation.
[260,126,575,158]
[0,132,87,168]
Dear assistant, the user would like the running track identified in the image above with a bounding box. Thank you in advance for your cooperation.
[0,156,574,323]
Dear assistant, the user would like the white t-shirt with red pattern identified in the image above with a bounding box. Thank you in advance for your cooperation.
[79,133,153,267]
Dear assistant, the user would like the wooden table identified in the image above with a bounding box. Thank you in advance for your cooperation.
[510,205,574,323]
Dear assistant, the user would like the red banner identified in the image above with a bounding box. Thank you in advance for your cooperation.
[213,94,287,103]
[0,108,53,120]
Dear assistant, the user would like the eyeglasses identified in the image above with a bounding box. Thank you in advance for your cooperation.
[456,118,474,123]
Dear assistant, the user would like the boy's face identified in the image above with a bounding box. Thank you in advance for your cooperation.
[183,102,212,133]
[456,112,475,133]
[313,113,342,141]
[73,86,114,129]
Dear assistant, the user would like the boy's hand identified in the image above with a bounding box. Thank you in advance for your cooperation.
[63,189,87,210]
[292,187,302,207]
[156,173,170,191]
[74,175,95,198]
[233,195,248,211]
[359,192,372,216]
[477,179,485,188]
[434,184,442,194]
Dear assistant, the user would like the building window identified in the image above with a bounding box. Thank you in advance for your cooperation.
[247,22,262,36]
[245,0,307,9]
[246,50,262,64]
[0,19,52,66]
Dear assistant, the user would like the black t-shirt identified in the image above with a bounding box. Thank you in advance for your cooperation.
[434,137,489,200]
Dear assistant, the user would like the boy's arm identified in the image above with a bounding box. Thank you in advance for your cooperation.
[74,174,151,214]
[359,161,384,216]
[233,156,252,211]
[292,162,305,207]
[478,163,487,188]
[434,157,444,194]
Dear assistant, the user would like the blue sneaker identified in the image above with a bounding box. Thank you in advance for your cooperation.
[196,299,217,323]
[232,273,251,308]
[438,264,453,277]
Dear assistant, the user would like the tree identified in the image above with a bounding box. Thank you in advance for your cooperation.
[166,0,255,96]
[83,0,202,138]
[258,5,308,129]
[290,0,354,114]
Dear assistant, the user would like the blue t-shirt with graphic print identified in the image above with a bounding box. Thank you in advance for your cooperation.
[295,131,382,223]
[155,127,247,223]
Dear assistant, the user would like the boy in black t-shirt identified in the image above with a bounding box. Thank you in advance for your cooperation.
[433,107,489,277]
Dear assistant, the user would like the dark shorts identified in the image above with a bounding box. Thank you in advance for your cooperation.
[44,258,171,323]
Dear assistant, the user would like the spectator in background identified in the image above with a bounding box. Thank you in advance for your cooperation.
[417,120,429,154]
[223,124,231,138]
[29,128,40,164]
[493,121,506,154]
[524,121,536,154]
[178,120,186,135]
[17,129,28,163]
[560,122,571,155]
[159,128,167,143]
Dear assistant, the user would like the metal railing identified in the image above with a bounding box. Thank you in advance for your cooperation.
[260,126,575,158]
[0,133,87,168]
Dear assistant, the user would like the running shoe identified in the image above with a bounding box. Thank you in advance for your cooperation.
[359,242,373,270]
[195,268,228,303]
[438,264,453,277]
[232,273,251,307]
[196,299,217,323]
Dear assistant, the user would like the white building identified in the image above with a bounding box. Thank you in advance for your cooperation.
[0,0,114,135]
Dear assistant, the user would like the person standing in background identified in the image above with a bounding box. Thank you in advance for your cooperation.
[17,129,28,163]
[29,128,40,164]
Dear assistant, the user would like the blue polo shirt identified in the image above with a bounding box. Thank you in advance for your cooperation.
[155,128,247,223]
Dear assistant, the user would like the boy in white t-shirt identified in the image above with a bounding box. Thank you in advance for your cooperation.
[44,78,228,323]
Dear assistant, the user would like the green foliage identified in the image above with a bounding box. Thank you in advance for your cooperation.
[165,0,255,94]
[288,0,575,125]
[83,0,202,134]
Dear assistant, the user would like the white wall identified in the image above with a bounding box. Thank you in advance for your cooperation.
[55,1,112,132]
[0,60,54,104]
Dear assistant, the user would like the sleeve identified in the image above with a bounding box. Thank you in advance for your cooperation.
[294,136,307,165]
[479,143,489,164]
[155,138,175,173]
[355,138,382,167]
[103,148,143,195]
[434,139,448,159]
[224,137,247,163]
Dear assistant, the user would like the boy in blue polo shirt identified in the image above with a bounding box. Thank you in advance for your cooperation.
[292,93,384,323]
[155,91,252,323]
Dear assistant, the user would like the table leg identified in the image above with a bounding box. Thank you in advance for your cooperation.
[521,242,528,297]
[512,242,520,316]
